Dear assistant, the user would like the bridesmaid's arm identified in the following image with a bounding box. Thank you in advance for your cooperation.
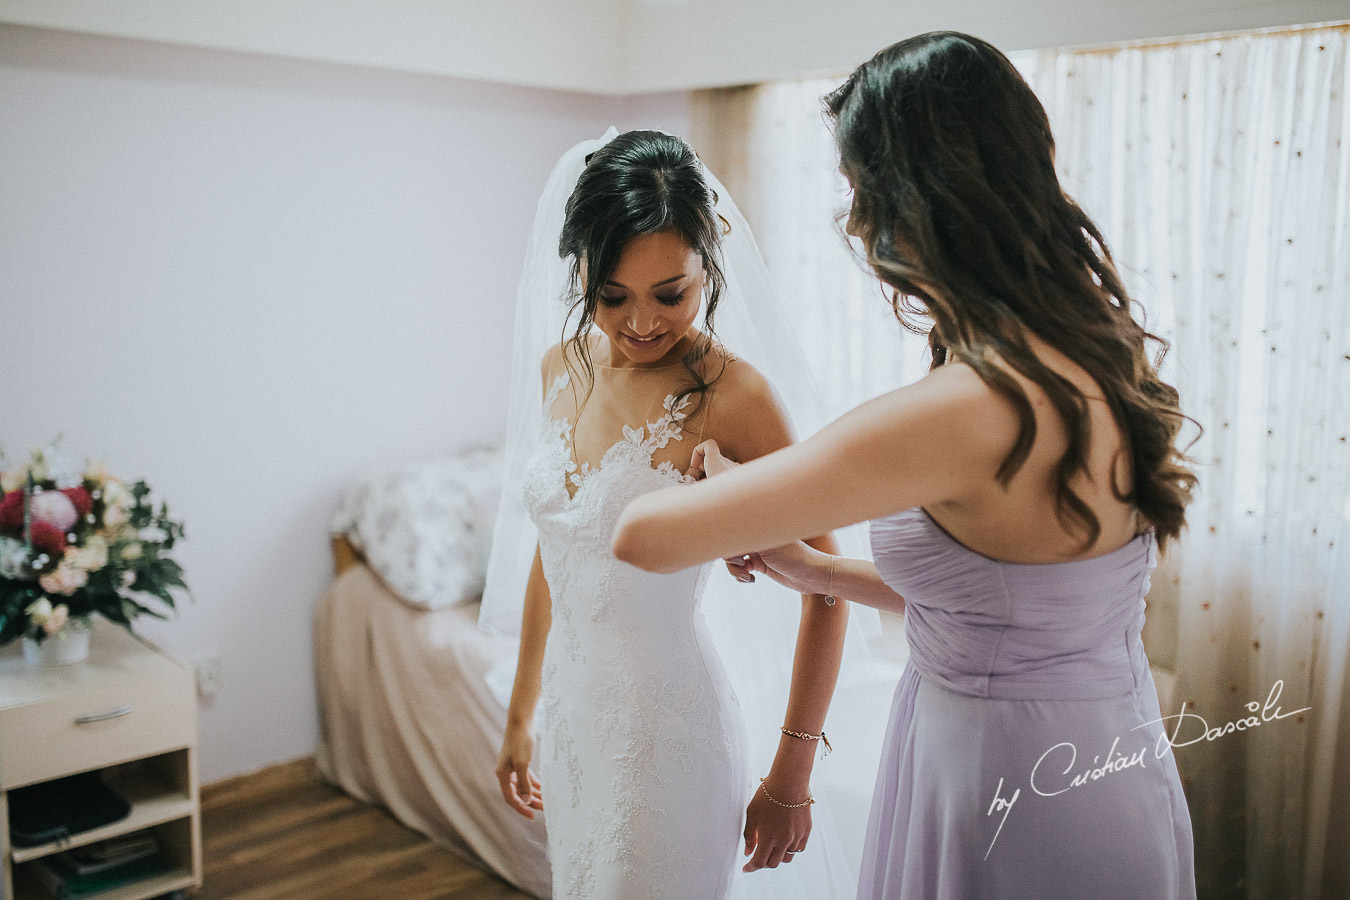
[613,362,1016,572]
[730,537,906,616]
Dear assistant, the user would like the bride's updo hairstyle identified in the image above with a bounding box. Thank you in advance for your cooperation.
[825,32,1196,550]
[557,129,728,412]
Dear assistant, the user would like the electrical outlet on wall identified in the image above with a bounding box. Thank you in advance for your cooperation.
[193,654,221,699]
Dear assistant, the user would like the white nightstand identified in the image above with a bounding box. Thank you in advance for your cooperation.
[0,621,201,899]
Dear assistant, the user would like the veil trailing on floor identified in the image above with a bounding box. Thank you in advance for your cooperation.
[481,129,899,898]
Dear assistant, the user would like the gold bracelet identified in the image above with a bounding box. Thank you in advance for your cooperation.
[759,777,814,808]
[781,727,833,757]
[824,556,837,606]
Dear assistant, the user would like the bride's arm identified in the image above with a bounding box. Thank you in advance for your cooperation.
[494,546,550,819]
[696,361,848,871]
[742,530,847,871]
[614,362,1016,572]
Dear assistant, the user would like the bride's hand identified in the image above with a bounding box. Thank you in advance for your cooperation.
[495,724,544,819]
[743,775,812,871]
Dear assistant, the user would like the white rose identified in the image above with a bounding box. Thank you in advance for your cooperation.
[103,503,128,529]
[102,479,131,506]
[25,597,53,624]
[0,537,30,579]
[43,604,69,634]
[70,536,109,571]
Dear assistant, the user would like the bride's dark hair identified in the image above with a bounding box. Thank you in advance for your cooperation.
[826,31,1197,550]
[557,129,727,413]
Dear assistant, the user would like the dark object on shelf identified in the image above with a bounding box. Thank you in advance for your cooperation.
[31,851,169,898]
[7,771,131,847]
[50,830,161,876]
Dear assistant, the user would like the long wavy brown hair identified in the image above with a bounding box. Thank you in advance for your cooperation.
[826,31,1197,551]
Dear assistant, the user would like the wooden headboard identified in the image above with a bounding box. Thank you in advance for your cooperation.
[330,534,362,577]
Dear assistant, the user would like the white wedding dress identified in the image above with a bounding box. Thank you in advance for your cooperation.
[524,368,748,898]
[486,132,896,900]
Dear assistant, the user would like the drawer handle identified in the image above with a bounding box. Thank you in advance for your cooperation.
[74,705,133,725]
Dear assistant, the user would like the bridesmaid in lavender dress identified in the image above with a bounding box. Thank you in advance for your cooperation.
[614,31,1198,900]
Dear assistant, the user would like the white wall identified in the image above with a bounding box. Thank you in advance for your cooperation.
[1,0,1345,93]
[0,0,625,93]
[0,23,688,782]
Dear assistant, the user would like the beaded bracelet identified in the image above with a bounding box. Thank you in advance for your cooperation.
[782,727,832,757]
[759,777,815,808]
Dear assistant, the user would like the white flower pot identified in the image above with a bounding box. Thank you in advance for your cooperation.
[22,619,92,665]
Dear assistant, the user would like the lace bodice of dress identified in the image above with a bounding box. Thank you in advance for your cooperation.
[522,368,741,899]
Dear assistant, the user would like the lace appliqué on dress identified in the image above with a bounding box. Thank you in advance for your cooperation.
[524,370,738,899]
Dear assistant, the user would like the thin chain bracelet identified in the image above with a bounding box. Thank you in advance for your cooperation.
[823,556,837,606]
[759,777,814,808]
[781,727,832,757]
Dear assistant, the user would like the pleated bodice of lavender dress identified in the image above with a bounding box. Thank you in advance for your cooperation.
[860,507,1196,900]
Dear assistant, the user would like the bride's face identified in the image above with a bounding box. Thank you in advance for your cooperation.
[592,228,704,368]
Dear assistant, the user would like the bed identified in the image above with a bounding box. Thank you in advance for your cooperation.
[313,449,552,898]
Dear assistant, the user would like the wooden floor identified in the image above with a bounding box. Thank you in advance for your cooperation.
[196,758,534,900]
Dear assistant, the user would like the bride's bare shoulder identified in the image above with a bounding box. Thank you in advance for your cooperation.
[703,352,796,460]
[539,342,572,380]
[706,351,778,408]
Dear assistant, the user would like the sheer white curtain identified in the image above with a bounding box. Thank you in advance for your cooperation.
[694,21,1350,899]
[691,81,932,420]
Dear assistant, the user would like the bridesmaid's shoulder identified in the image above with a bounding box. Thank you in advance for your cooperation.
[844,359,1023,459]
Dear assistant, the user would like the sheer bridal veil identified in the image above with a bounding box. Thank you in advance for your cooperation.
[481,129,898,898]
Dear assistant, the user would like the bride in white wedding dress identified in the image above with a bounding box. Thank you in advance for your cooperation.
[490,130,854,899]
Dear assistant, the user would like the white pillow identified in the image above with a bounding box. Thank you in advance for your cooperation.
[331,447,503,609]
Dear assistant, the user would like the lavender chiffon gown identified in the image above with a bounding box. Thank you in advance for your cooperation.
[860,508,1196,900]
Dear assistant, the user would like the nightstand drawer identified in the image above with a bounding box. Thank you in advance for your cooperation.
[0,675,194,789]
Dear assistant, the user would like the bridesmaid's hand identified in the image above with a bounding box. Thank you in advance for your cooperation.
[686,440,758,584]
[743,777,812,871]
[495,724,544,819]
[727,542,831,597]
[686,439,737,481]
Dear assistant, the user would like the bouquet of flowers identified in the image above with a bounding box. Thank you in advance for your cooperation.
[0,445,188,647]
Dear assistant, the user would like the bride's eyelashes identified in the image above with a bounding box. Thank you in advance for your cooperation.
[656,289,689,306]
[598,288,690,308]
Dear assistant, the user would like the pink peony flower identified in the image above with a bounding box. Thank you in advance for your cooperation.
[40,563,88,595]
[30,491,78,532]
